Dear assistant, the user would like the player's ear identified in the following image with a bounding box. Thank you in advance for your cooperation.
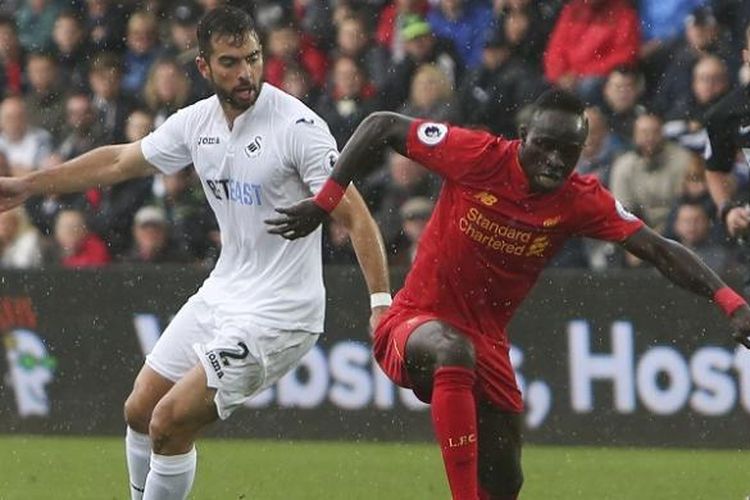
[196,55,210,79]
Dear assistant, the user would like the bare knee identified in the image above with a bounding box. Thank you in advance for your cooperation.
[124,392,153,434]
[434,329,475,368]
[149,398,198,454]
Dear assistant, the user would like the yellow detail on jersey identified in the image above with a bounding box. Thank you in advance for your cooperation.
[473,191,498,207]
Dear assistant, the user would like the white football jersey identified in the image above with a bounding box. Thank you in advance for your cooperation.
[141,84,339,332]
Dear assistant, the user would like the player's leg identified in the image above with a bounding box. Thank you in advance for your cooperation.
[123,365,174,500]
[124,297,214,500]
[476,400,523,500]
[144,363,218,500]
[405,321,478,500]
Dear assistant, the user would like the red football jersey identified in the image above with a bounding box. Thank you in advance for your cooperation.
[390,120,644,342]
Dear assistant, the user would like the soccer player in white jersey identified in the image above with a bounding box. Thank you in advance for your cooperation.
[0,7,391,500]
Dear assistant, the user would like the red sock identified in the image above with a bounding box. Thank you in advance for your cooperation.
[431,366,478,500]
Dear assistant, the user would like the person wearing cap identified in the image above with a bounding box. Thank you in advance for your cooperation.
[383,14,462,110]
[123,205,191,264]
[456,28,545,138]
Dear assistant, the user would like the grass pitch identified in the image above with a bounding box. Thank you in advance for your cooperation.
[1,435,748,499]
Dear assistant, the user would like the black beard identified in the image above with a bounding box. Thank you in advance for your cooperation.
[214,84,254,111]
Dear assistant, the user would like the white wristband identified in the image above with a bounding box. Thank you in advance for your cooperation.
[370,292,392,309]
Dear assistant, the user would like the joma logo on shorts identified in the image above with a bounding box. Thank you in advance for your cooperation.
[206,351,225,379]
[206,342,250,379]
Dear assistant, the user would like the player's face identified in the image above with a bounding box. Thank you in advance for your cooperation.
[198,32,263,112]
[520,110,586,193]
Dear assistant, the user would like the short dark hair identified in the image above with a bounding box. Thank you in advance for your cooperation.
[533,88,586,117]
[197,6,257,59]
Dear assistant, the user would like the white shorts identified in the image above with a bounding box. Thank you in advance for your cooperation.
[146,296,319,420]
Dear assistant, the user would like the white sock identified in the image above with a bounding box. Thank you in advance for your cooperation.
[142,448,197,500]
[126,427,151,500]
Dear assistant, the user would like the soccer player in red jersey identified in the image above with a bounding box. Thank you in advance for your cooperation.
[266,89,750,500]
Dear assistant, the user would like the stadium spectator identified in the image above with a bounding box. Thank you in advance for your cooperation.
[23,51,65,143]
[671,199,730,274]
[392,195,433,266]
[264,20,328,91]
[83,0,128,53]
[292,0,337,52]
[400,63,456,122]
[600,66,645,145]
[322,217,358,264]
[47,208,110,268]
[373,151,441,253]
[651,6,733,115]
[87,107,154,257]
[543,0,640,103]
[456,28,544,138]
[55,93,107,162]
[426,0,493,69]
[151,168,218,265]
[142,58,192,128]
[333,15,391,92]
[383,15,462,110]
[88,53,136,144]
[0,16,26,97]
[664,54,730,153]
[51,11,90,90]
[121,11,161,97]
[491,0,560,69]
[610,112,692,234]
[0,205,43,269]
[122,205,192,264]
[575,106,623,187]
[316,56,379,149]
[165,0,211,103]
[14,0,61,52]
[280,62,317,106]
[376,0,428,63]
[0,96,53,176]
[638,0,706,49]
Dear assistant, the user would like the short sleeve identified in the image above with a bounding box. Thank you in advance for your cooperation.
[573,179,644,242]
[140,108,193,175]
[405,120,506,184]
[282,116,340,194]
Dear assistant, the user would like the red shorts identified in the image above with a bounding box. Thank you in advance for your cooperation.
[372,306,523,413]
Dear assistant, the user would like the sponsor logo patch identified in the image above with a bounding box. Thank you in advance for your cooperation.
[417,122,448,146]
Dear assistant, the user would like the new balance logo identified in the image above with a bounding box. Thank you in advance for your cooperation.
[474,191,498,206]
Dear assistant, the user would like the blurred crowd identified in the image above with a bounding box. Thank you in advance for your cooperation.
[0,0,748,275]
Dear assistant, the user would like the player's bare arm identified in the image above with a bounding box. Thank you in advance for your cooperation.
[0,140,157,212]
[329,185,391,330]
[265,112,412,240]
[621,226,750,348]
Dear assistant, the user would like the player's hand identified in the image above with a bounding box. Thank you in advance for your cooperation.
[729,304,750,349]
[0,176,31,212]
[725,206,750,238]
[265,198,327,240]
[369,305,389,338]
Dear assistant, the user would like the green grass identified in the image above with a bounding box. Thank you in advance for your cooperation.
[0,436,748,499]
